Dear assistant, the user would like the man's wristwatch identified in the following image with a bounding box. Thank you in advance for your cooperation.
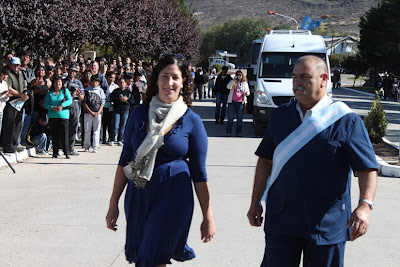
[359,199,374,210]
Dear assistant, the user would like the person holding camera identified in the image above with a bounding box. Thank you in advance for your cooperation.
[225,70,250,137]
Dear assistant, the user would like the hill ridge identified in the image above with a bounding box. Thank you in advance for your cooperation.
[186,0,380,36]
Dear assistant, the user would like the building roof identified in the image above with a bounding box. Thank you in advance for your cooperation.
[323,36,359,50]
[214,50,237,58]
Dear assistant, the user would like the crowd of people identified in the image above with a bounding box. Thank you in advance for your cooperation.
[0,48,251,157]
[0,49,152,157]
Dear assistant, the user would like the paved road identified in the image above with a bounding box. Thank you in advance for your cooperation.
[0,95,399,266]
[333,87,400,146]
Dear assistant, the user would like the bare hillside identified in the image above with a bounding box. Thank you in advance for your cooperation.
[186,0,380,36]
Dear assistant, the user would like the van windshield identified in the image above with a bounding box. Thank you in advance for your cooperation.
[259,52,326,78]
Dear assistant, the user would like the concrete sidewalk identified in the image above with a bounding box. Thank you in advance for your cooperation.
[1,98,400,266]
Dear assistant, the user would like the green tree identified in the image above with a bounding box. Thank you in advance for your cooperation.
[364,92,388,144]
[341,53,368,87]
[199,18,271,65]
[359,0,400,74]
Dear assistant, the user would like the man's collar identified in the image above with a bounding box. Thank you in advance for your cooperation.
[296,95,333,122]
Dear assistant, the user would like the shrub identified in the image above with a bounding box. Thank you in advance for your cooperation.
[212,64,222,73]
[364,92,388,144]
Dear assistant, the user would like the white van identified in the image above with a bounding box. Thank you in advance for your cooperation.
[252,30,331,136]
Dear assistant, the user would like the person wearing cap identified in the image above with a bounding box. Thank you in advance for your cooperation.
[1,57,30,153]
[63,62,84,156]
[82,74,105,152]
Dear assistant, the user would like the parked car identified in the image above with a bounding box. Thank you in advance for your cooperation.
[211,59,235,69]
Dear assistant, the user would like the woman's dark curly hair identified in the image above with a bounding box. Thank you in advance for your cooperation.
[144,55,192,107]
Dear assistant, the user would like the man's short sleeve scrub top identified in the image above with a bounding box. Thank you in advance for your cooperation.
[255,100,378,245]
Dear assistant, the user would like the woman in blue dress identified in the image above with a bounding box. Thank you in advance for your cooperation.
[106,55,215,266]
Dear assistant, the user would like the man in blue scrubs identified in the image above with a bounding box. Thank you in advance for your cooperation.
[247,55,378,266]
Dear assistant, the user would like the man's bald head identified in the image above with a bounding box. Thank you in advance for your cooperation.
[295,55,328,75]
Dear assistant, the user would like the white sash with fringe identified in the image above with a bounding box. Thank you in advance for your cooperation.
[261,101,352,203]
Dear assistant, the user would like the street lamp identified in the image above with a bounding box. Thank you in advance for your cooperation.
[193,12,205,18]
[268,10,299,30]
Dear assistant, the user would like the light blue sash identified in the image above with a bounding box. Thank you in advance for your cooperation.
[261,101,352,203]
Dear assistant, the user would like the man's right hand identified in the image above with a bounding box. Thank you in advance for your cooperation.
[247,202,263,227]
[20,92,29,101]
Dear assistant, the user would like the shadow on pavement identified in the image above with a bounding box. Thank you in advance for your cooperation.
[191,99,259,138]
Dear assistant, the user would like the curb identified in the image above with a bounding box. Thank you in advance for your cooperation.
[377,138,400,178]
[0,148,36,171]
[342,87,400,177]
[341,86,375,97]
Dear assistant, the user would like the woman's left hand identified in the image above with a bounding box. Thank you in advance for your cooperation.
[200,217,215,243]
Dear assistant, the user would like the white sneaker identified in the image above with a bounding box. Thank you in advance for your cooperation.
[83,148,89,152]
[118,141,123,146]
[93,149,98,153]
[71,150,79,156]
[109,141,114,146]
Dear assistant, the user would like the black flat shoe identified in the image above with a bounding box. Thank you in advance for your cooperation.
[52,154,58,158]
[65,155,70,159]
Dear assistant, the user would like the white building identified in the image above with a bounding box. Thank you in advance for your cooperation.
[208,50,237,66]
[323,36,359,55]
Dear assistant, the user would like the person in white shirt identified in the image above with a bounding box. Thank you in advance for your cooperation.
[0,68,12,133]
[82,75,106,152]
[102,71,118,144]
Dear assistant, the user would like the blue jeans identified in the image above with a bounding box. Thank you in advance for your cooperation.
[20,110,31,146]
[215,93,228,122]
[226,101,244,135]
[31,133,49,152]
[111,109,129,142]
[208,84,215,97]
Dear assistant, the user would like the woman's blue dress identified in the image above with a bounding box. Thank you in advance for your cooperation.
[119,104,208,266]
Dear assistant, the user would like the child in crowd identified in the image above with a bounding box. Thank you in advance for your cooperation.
[26,115,50,155]
[82,74,105,152]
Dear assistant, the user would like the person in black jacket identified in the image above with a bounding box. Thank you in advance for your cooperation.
[194,68,207,100]
[214,66,232,124]
[109,77,135,146]
[123,72,141,112]
[26,115,50,155]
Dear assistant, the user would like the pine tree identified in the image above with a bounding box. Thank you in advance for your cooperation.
[364,92,388,144]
